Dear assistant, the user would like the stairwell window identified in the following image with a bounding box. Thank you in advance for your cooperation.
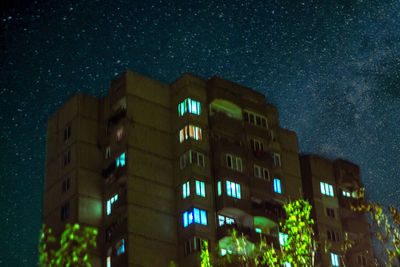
[178,98,201,116]
[226,181,241,199]
[320,182,334,197]
[182,181,190,199]
[179,125,202,143]
[195,180,205,197]
[273,179,282,194]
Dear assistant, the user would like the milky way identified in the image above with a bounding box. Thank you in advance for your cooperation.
[1,0,399,265]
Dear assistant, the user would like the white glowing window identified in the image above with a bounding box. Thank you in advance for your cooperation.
[279,232,288,246]
[195,180,205,197]
[182,181,190,199]
[331,253,339,266]
[226,181,241,199]
[217,181,222,196]
[178,98,201,116]
[320,182,334,197]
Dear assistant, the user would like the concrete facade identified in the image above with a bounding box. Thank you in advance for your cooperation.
[43,70,373,267]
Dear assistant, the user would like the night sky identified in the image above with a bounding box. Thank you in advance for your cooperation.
[1,0,399,265]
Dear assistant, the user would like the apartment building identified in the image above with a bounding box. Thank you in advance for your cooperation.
[43,70,373,266]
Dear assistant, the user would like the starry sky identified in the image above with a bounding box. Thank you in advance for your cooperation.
[1,0,399,265]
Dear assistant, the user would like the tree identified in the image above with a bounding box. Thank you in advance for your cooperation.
[201,200,316,267]
[39,223,98,267]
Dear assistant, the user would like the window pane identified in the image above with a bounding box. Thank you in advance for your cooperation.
[320,182,326,195]
[183,212,188,227]
[198,153,204,167]
[244,112,249,122]
[188,211,193,225]
[197,127,202,140]
[256,116,261,126]
[188,98,192,113]
[180,129,184,143]
[200,210,207,225]
[183,184,186,198]
[186,182,190,196]
[218,215,225,226]
[217,181,221,196]
[201,182,205,197]
[226,181,231,196]
[262,118,267,128]
[197,102,201,115]
[236,158,242,172]
[236,184,241,199]
[250,113,255,124]
[189,125,194,138]
[227,155,232,168]
[329,185,334,197]
[194,208,200,223]
[231,182,236,197]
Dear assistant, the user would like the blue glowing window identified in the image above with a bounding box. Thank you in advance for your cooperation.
[178,98,201,117]
[217,181,222,196]
[331,253,339,266]
[116,153,126,167]
[183,181,190,199]
[116,238,125,255]
[279,232,288,246]
[183,208,207,227]
[273,179,282,194]
[226,181,241,199]
[196,180,205,197]
[106,194,119,215]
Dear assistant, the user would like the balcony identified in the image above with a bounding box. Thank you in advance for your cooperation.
[209,111,243,136]
[251,199,286,222]
[216,195,252,214]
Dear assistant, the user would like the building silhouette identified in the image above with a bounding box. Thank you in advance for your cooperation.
[43,71,374,266]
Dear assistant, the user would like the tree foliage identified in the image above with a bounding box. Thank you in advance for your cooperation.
[39,223,98,267]
[201,200,316,267]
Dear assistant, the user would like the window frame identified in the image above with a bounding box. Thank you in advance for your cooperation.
[273,178,282,194]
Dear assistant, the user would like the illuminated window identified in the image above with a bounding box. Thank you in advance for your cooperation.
[320,182,334,197]
[226,181,241,199]
[250,138,264,151]
[279,232,288,246]
[183,181,190,199]
[116,238,125,255]
[106,194,119,215]
[274,179,282,194]
[183,208,207,227]
[195,180,205,197]
[116,153,126,167]
[218,215,235,226]
[106,256,111,267]
[179,150,205,169]
[342,190,351,197]
[116,127,124,141]
[226,154,243,172]
[217,181,222,196]
[274,153,281,167]
[220,248,233,256]
[243,110,268,128]
[254,165,269,180]
[178,98,201,116]
[255,228,262,233]
[179,125,202,143]
[331,253,339,266]
[283,263,291,267]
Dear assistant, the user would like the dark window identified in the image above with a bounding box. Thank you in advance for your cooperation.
[244,112,249,122]
[61,202,70,221]
[327,230,331,241]
[262,118,267,128]
[249,113,255,124]
[256,116,261,126]
[326,208,335,218]
[62,177,70,193]
[198,153,204,167]
[63,150,71,166]
[64,126,71,141]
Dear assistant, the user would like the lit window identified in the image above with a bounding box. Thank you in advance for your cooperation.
[283,263,291,267]
[217,181,222,196]
[116,153,126,167]
[226,181,241,199]
[218,215,235,226]
[116,238,125,255]
[183,208,207,227]
[320,182,334,197]
[331,253,339,266]
[178,98,201,116]
[250,138,264,151]
[342,190,351,197]
[226,154,243,172]
[255,228,262,233]
[179,125,202,143]
[116,127,124,141]
[273,179,282,194]
[106,194,119,215]
[196,180,205,197]
[106,256,111,267]
[274,153,281,167]
[183,181,190,199]
[279,232,288,246]
[220,248,232,256]
[254,165,269,180]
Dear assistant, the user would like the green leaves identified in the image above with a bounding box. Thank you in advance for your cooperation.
[39,223,98,267]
